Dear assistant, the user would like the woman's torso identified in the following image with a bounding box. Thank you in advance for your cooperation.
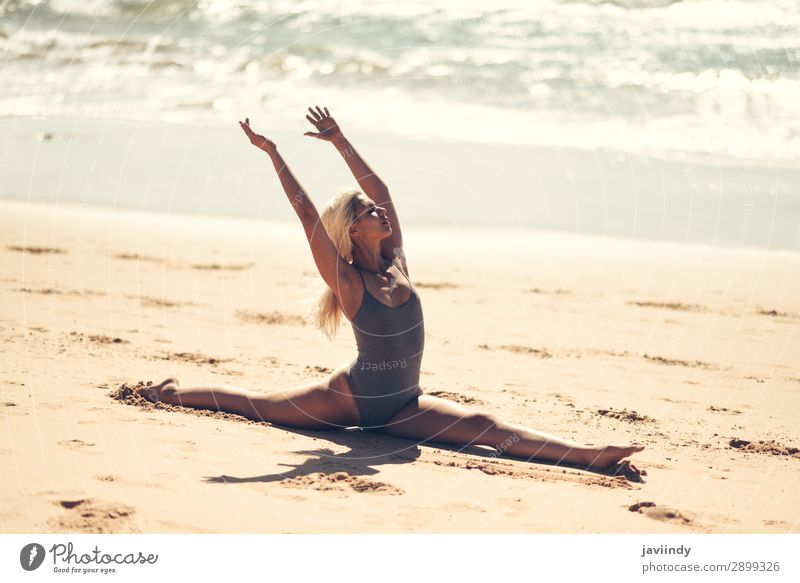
[346,261,425,400]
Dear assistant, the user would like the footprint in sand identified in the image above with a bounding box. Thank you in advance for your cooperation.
[427,390,484,405]
[597,408,655,424]
[51,499,139,533]
[501,344,553,358]
[743,376,767,384]
[237,309,305,326]
[88,334,128,344]
[460,460,510,477]
[581,348,632,359]
[628,301,707,312]
[549,392,575,406]
[58,439,96,450]
[280,472,403,496]
[728,438,800,459]
[113,253,163,263]
[191,262,253,271]
[17,287,105,297]
[7,245,66,255]
[413,281,460,290]
[643,354,717,369]
[155,351,233,366]
[94,475,118,482]
[134,295,198,308]
[69,332,129,345]
[628,501,693,525]
[305,365,333,374]
[528,287,571,295]
[707,405,742,415]
[479,344,553,358]
[757,308,799,320]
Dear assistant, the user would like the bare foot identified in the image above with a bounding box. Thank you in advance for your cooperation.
[582,444,645,470]
[136,377,179,403]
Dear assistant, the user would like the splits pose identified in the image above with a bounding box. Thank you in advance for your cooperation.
[137,106,644,471]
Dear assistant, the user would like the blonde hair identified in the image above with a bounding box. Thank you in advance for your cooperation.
[308,188,362,339]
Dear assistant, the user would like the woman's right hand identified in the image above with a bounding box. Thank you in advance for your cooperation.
[239,117,277,154]
[304,106,343,142]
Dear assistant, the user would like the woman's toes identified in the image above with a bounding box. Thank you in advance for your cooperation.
[136,377,178,403]
[584,444,643,470]
[136,385,160,403]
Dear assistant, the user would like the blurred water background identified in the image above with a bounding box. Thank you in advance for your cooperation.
[2,0,799,249]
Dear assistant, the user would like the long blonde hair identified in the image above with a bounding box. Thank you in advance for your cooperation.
[308,188,362,339]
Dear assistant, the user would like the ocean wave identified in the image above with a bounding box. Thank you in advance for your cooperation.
[1,0,798,163]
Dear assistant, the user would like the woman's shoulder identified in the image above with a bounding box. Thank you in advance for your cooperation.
[382,246,409,274]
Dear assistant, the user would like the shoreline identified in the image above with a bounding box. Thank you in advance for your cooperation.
[4,186,799,262]
[3,115,799,252]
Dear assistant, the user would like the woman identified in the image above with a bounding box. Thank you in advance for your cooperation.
[137,106,643,472]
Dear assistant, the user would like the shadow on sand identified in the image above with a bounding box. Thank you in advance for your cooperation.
[202,424,643,485]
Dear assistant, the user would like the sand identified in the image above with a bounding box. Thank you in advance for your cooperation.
[1,199,799,533]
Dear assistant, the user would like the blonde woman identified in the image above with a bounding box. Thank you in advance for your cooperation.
[137,106,644,472]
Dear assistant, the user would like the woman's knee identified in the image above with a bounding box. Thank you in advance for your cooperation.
[462,411,498,436]
[162,385,179,399]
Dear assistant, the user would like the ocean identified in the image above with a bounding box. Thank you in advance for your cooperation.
[1,0,799,250]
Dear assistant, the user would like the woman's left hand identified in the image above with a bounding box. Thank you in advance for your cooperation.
[304,105,343,142]
[239,117,277,154]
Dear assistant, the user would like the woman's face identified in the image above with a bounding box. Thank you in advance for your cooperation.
[351,195,391,242]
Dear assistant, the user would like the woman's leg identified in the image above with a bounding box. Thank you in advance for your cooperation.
[376,395,643,469]
[136,369,361,430]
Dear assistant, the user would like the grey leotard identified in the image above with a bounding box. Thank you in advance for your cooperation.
[346,264,424,429]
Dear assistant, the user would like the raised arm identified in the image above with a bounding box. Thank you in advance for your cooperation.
[238,117,357,299]
[304,106,404,261]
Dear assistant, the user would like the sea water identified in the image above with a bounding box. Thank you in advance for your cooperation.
[1,0,798,249]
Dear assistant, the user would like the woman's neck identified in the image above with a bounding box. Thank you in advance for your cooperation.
[352,246,388,275]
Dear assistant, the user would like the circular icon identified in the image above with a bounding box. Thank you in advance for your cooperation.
[20,543,46,571]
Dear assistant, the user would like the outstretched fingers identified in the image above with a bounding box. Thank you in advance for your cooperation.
[239,118,253,134]
[303,105,336,140]
[307,105,330,120]
[237,118,275,152]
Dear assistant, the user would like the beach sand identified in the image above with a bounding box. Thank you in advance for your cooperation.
[1,199,798,533]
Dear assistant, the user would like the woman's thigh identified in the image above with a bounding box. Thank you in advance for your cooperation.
[251,367,361,430]
[373,394,497,446]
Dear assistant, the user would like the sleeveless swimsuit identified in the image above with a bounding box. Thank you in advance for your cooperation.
[345,265,425,429]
